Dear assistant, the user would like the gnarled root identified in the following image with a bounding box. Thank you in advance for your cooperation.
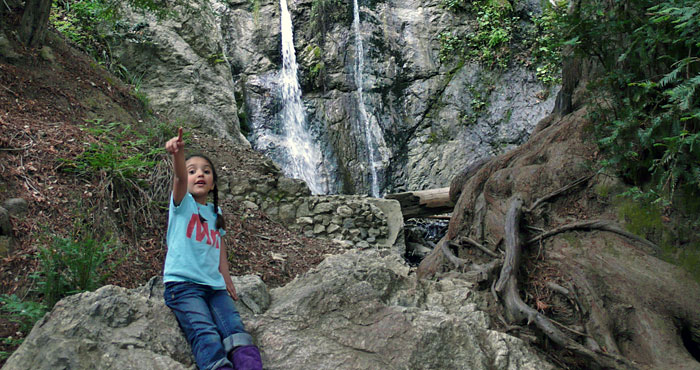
[496,196,636,369]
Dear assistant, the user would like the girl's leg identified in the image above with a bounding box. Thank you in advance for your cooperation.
[164,282,233,370]
[208,289,252,351]
[208,290,263,370]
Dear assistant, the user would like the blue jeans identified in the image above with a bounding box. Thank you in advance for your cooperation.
[164,282,253,370]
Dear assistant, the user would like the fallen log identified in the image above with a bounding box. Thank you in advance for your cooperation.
[385,187,454,219]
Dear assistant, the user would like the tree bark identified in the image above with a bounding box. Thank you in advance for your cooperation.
[19,0,52,47]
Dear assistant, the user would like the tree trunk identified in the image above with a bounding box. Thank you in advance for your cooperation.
[19,0,52,47]
[385,187,453,219]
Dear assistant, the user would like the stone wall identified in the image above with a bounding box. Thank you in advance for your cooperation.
[220,170,405,252]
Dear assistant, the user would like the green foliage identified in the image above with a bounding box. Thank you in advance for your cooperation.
[464,0,517,68]
[50,0,174,93]
[50,0,111,60]
[530,5,565,85]
[438,31,464,63]
[425,127,451,144]
[617,196,665,239]
[34,228,116,308]
[310,0,343,38]
[248,0,261,21]
[62,119,161,183]
[563,0,700,206]
[439,0,518,68]
[440,0,467,13]
[59,118,174,236]
[207,53,227,65]
[0,295,47,334]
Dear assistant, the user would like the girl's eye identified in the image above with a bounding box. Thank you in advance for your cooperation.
[188,170,195,174]
[204,170,211,175]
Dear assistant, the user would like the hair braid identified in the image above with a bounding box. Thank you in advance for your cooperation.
[213,184,226,230]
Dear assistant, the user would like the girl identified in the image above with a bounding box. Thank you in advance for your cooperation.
[163,128,263,370]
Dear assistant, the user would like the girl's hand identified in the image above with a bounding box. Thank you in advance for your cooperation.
[226,279,239,301]
[165,127,184,154]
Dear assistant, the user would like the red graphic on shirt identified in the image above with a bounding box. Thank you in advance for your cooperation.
[186,213,221,249]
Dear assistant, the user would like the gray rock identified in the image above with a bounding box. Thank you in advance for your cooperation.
[251,250,554,369]
[313,202,334,214]
[277,177,306,195]
[313,224,326,234]
[39,46,55,62]
[107,1,249,145]
[0,235,12,256]
[0,206,10,236]
[336,205,353,217]
[278,203,296,224]
[3,276,266,370]
[296,217,313,225]
[326,223,340,234]
[0,32,20,59]
[4,198,28,218]
[242,201,259,210]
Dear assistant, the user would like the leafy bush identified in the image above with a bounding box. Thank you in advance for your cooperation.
[564,0,700,205]
[66,120,160,183]
[530,5,565,85]
[557,0,700,278]
[0,295,47,334]
[438,0,518,68]
[35,231,115,308]
[59,118,174,237]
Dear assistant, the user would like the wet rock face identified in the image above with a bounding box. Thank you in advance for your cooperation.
[4,251,554,370]
[107,0,556,194]
[222,0,556,193]
[105,1,249,146]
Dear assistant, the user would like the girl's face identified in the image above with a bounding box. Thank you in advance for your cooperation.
[186,156,215,204]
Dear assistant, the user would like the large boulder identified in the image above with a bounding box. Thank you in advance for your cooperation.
[4,251,554,369]
[106,1,249,145]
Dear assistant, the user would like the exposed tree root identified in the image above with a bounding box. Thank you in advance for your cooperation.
[457,236,499,258]
[430,239,501,284]
[526,174,594,213]
[526,219,660,255]
[496,197,636,369]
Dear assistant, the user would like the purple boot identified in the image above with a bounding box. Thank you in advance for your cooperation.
[230,345,263,370]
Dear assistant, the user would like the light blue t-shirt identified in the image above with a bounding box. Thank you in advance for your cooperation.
[163,192,226,289]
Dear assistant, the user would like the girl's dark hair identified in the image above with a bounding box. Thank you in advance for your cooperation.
[186,153,226,230]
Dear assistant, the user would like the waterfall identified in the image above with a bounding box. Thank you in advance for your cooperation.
[352,0,388,197]
[278,0,328,194]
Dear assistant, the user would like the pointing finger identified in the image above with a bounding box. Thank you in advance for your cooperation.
[177,127,183,142]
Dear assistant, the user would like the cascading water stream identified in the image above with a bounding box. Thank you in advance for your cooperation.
[352,0,387,197]
[278,0,328,194]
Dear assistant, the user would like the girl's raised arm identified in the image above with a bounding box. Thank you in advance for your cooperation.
[165,127,187,205]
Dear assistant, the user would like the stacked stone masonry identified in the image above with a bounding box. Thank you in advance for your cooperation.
[220,173,400,250]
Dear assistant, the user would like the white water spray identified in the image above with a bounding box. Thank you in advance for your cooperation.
[352,0,387,197]
[279,0,327,194]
